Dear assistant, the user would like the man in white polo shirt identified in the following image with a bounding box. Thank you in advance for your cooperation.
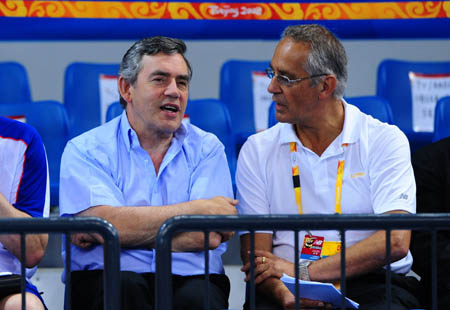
[237,24,420,310]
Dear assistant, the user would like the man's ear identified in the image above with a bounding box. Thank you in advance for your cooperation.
[118,76,132,105]
[318,75,337,100]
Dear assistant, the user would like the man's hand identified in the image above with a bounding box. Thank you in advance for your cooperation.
[71,232,104,249]
[170,196,238,251]
[274,281,331,310]
[241,250,294,284]
[196,196,238,215]
[195,196,238,241]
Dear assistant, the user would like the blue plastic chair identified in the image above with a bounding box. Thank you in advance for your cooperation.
[64,62,120,138]
[0,61,32,104]
[186,99,237,192]
[106,101,123,122]
[268,96,394,128]
[377,59,450,152]
[219,60,270,148]
[346,96,394,124]
[433,96,450,142]
[0,101,69,206]
[268,101,277,128]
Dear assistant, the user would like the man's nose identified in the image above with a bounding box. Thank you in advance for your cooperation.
[267,77,279,94]
[164,78,180,98]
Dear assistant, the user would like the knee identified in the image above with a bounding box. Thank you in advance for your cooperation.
[0,293,44,310]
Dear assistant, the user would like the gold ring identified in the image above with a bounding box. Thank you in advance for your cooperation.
[262,256,266,264]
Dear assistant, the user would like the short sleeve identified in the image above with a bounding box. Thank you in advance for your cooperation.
[236,137,270,215]
[14,129,49,218]
[369,126,416,214]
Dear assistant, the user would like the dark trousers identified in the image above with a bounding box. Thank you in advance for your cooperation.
[244,270,421,310]
[69,270,230,310]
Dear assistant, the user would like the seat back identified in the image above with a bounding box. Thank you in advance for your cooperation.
[376,59,450,151]
[0,101,69,206]
[106,101,124,122]
[219,60,271,145]
[64,62,120,138]
[186,99,237,186]
[268,96,394,128]
[346,96,394,124]
[433,96,450,142]
[0,61,32,104]
[377,59,450,131]
[268,101,277,128]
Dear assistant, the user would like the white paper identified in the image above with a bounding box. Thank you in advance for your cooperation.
[281,274,359,309]
[409,72,450,132]
[252,71,272,132]
[99,74,120,124]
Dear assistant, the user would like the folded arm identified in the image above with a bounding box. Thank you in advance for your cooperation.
[72,196,238,251]
[0,193,48,268]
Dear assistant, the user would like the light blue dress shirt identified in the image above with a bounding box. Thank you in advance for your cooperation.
[59,111,233,275]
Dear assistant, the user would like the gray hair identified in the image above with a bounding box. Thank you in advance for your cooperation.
[118,36,192,108]
[282,24,347,99]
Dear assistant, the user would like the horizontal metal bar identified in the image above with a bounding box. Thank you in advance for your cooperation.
[158,214,450,235]
[156,214,448,310]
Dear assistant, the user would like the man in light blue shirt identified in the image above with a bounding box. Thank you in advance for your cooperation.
[59,36,237,310]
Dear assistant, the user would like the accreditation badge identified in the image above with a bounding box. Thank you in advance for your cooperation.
[321,241,341,258]
[300,235,324,261]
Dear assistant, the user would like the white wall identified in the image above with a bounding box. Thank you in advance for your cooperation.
[1,39,450,103]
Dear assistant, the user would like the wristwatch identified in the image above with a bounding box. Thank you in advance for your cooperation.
[298,260,312,281]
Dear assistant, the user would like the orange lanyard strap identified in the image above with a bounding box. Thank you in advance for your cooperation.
[290,142,347,215]
[290,142,302,214]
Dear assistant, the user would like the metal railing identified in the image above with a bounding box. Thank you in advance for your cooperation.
[0,217,120,310]
[156,213,450,310]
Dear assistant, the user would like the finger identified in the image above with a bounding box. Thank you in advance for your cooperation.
[244,264,267,282]
[300,298,325,307]
[241,263,250,272]
[254,268,274,284]
[220,231,235,241]
[254,249,273,258]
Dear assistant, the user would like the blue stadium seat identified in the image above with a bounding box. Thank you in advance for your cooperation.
[219,60,270,148]
[186,99,237,192]
[433,96,450,142]
[64,62,120,138]
[0,101,69,206]
[268,96,394,128]
[346,96,394,124]
[0,61,32,104]
[106,101,123,122]
[377,59,450,152]
[268,101,277,128]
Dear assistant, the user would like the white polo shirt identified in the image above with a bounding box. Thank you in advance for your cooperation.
[236,102,415,274]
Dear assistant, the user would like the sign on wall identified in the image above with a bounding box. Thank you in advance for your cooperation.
[99,74,120,124]
[409,72,450,132]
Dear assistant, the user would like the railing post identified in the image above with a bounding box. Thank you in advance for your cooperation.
[155,220,174,310]
[0,217,120,310]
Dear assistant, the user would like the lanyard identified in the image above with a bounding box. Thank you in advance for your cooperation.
[289,142,347,215]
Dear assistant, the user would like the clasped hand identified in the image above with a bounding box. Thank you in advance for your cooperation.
[241,250,293,283]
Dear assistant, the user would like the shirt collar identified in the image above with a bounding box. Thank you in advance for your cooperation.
[119,111,188,152]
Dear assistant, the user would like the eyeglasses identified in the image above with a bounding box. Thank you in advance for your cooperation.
[265,68,327,87]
